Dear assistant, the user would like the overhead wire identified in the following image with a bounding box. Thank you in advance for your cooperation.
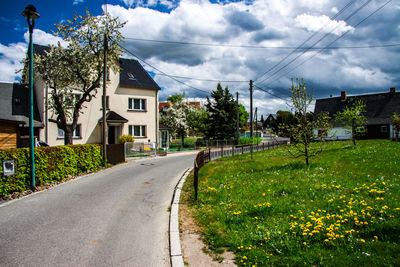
[253,0,357,83]
[124,36,400,50]
[262,0,393,89]
[256,0,372,86]
[118,43,210,94]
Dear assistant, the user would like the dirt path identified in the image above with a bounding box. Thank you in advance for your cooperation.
[179,202,236,266]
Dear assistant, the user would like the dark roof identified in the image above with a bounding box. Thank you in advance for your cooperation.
[98,111,128,123]
[0,82,43,127]
[314,91,400,125]
[119,58,161,90]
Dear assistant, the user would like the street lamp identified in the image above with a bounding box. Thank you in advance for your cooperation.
[22,5,39,191]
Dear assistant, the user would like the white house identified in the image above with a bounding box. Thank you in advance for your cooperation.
[33,44,160,146]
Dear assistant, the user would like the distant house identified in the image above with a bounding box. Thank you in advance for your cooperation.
[0,83,43,149]
[313,88,400,140]
[262,114,277,132]
[159,101,200,116]
[30,44,161,146]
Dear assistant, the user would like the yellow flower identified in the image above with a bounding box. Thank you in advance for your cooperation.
[242,256,247,260]
[303,242,307,245]
[360,239,365,243]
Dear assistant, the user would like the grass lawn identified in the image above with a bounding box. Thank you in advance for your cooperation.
[181,140,400,266]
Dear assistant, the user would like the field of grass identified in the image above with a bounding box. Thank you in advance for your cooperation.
[181,140,400,266]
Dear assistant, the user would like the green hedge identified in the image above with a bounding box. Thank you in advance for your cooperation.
[0,144,103,196]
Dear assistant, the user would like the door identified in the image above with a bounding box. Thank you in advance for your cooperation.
[108,126,115,144]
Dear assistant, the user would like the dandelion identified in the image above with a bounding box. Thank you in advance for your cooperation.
[360,239,365,243]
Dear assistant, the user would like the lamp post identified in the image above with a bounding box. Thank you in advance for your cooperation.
[22,5,39,191]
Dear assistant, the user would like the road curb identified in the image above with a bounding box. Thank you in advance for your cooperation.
[169,167,193,267]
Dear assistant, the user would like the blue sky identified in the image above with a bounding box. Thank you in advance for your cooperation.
[1,0,399,115]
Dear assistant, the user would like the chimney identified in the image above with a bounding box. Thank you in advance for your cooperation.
[340,91,346,100]
[390,87,395,93]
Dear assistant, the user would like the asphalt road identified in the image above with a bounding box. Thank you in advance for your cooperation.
[0,152,196,267]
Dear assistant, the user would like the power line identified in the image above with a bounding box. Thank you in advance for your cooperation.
[153,73,247,83]
[256,0,372,85]
[253,84,288,101]
[253,0,357,83]
[118,43,210,94]
[263,0,393,88]
[125,37,400,50]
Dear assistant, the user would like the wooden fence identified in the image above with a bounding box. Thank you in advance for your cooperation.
[193,140,288,200]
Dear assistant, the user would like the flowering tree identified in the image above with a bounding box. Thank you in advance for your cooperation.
[31,10,125,145]
[285,78,332,166]
[161,98,192,148]
[335,100,367,146]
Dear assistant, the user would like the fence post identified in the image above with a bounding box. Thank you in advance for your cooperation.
[232,145,235,156]
[194,162,198,201]
[221,146,223,158]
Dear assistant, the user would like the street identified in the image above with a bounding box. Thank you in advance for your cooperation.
[0,152,196,266]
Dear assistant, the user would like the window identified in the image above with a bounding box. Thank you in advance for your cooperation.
[57,125,82,138]
[129,125,146,137]
[381,125,388,133]
[128,98,146,111]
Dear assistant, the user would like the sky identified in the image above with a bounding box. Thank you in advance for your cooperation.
[1,0,399,117]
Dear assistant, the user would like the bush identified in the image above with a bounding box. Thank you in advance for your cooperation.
[118,134,135,144]
[0,144,103,196]
[238,137,261,145]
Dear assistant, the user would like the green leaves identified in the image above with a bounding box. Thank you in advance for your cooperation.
[335,100,367,146]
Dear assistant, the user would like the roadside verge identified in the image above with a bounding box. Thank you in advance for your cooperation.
[169,167,192,267]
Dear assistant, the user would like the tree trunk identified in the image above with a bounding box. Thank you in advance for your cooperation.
[181,133,185,150]
[305,143,309,166]
[64,128,73,145]
[352,124,356,146]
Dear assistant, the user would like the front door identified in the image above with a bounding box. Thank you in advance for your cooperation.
[108,126,116,144]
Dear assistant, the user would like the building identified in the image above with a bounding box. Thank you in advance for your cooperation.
[262,114,277,132]
[313,88,400,140]
[31,44,160,146]
[0,82,43,149]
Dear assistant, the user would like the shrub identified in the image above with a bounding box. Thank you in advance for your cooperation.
[238,137,261,145]
[0,144,103,196]
[118,134,135,144]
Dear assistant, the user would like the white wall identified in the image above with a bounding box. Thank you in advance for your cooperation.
[37,68,159,146]
[313,127,352,140]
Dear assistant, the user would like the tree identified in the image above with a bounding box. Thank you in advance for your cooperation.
[167,93,185,103]
[275,110,296,136]
[284,78,332,166]
[238,104,249,131]
[205,83,237,140]
[335,99,367,146]
[393,113,400,141]
[31,10,125,145]
[187,105,208,136]
[160,98,191,148]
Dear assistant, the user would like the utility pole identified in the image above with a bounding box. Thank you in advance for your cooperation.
[255,107,258,145]
[250,80,253,160]
[102,32,108,164]
[236,92,239,145]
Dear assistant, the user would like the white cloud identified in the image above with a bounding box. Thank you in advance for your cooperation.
[73,0,85,5]
[0,42,27,82]
[295,14,354,35]
[24,29,68,47]
[102,0,399,116]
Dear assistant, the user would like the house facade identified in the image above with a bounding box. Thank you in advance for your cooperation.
[0,82,43,149]
[313,88,400,140]
[32,45,160,147]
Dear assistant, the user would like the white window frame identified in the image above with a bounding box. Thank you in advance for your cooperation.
[128,98,146,111]
[129,125,146,138]
[57,124,82,139]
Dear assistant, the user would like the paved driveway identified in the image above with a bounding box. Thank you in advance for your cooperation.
[0,152,196,266]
